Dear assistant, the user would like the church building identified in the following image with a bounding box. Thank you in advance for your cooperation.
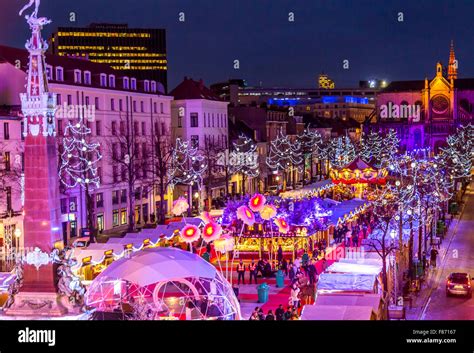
[368,42,474,152]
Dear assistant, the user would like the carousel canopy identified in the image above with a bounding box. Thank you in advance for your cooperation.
[92,247,217,287]
[344,157,378,171]
[330,157,387,185]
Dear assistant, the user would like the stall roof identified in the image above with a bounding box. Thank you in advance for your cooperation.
[280,179,334,199]
[324,198,367,225]
[325,262,382,275]
[314,293,383,314]
[339,258,383,267]
[317,273,377,293]
[301,304,375,320]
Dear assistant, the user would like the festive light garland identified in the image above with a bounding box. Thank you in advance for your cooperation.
[326,136,356,168]
[168,138,207,188]
[230,134,259,178]
[59,115,102,189]
[266,131,303,172]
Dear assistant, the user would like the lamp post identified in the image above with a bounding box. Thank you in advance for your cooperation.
[390,229,398,304]
[14,228,22,252]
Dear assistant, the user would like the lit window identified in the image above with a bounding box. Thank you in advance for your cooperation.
[144,80,150,92]
[131,78,137,90]
[151,81,157,92]
[123,77,129,90]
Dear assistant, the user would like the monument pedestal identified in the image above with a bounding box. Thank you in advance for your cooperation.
[4,291,67,317]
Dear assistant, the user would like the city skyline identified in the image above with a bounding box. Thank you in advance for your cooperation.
[1,0,474,90]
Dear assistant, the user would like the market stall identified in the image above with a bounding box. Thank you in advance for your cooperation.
[316,273,380,294]
[221,193,332,260]
[314,293,385,320]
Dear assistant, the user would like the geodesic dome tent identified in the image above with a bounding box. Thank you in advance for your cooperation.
[85,247,241,320]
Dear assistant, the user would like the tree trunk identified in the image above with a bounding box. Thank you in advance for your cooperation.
[85,187,96,243]
[159,180,166,225]
[408,221,414,279]
[128,180,136,232]
[382,254,388,295]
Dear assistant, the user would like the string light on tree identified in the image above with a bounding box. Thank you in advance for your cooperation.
[59,116,102,189]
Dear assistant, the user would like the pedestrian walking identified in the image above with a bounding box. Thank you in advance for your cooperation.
[430,248,439,268]
[275,304,285,321]
[290,284,301,308]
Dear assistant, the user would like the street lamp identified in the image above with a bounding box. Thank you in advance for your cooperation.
[390,229,396,240]
[14,228,22,250]
[390,228,398,305]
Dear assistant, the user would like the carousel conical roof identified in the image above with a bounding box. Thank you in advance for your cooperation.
[342,157,378,171]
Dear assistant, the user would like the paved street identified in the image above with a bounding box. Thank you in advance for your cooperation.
[421,186,474,320]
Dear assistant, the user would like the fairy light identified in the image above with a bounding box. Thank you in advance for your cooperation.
[168,138,207,187]
[59,115,102,189]
[266,130,303,172]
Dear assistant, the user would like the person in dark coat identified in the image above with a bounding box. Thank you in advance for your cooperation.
[281,258,288,276]
[307,260,318,285]
[275,304,285,320]
[283,306,292,320]
[430,248,439,268]
[277,245,283,264]
[258,308,265,320]
[265,310,275,320]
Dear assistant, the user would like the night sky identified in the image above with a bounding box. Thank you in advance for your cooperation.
[1,0,473,90]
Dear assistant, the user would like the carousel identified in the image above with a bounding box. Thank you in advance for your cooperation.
[330,157,387,198]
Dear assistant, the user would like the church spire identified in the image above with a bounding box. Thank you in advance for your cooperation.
[448,40,458,80]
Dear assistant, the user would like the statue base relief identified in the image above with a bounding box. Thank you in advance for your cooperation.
[4,292,68,317]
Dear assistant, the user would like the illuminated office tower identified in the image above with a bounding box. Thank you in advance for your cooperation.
[318,73,335,89]
[49,23,167,92]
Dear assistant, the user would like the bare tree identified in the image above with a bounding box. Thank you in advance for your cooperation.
[201,138,227,210]
[150,120,173,224]
[104,102,151,232]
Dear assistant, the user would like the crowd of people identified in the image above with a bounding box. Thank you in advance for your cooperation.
[249,304,300,321]
[333,211,377,247]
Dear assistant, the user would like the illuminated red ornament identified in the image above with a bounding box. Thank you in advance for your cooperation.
[179,224,201,243]
[237,205,256,226]
[249,193,266,212]
[202,222,223,243]
[274,217,290,234]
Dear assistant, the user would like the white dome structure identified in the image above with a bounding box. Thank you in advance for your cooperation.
[85,247,241,320]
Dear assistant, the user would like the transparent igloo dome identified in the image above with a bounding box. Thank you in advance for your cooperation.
[85,247,241,320]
